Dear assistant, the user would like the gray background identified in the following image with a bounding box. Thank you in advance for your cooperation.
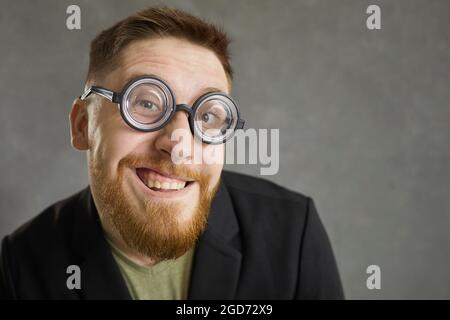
[1,0,449,299]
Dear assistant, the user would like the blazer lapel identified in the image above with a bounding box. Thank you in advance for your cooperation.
[71,177,242,300]
[188,179,242,299]
[72,188,131,300]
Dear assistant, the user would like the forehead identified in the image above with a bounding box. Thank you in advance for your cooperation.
[108,37,230,97]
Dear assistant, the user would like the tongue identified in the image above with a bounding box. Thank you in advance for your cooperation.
[136,167,180,183]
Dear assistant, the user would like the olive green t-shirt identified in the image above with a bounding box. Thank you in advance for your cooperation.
[107,239,194,300]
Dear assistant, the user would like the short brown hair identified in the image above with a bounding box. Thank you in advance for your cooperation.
[86,6,232,85]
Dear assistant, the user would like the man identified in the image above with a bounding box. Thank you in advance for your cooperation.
[0,6,343,300]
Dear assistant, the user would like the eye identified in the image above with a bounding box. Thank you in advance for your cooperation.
[137,99,159,111]
[201,112,217,124]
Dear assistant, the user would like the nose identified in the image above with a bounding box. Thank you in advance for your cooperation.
[153,107,194,162]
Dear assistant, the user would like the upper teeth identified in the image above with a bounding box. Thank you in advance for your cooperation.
[146,180,186,190]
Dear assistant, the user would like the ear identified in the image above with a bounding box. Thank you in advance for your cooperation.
[69,98,90,151]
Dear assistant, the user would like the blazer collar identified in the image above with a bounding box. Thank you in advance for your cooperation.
[71,174,242,300]
[188,176,242,299]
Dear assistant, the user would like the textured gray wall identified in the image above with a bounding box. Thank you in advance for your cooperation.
[1,0,449,299]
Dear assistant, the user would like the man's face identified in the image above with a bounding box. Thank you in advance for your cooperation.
[75,37,229,261]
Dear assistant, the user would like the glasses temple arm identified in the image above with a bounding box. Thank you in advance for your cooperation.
[236,118,245,130]
[80,86,120,103]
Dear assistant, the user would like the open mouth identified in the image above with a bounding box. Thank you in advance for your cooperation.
[135,167,194,193]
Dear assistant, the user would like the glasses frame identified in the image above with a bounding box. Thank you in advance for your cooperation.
[80,75,245,144]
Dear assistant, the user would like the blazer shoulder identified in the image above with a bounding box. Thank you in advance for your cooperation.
[4,189,87,258]
[1,188,92,299]
[221,170,310,206]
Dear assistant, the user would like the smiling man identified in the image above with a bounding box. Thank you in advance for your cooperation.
[0,7,344,300]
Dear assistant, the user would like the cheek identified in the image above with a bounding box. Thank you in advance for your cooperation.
[209,163,223,183]
[202,145,224,188]
[89,115,140,176]
[201,144,224,166]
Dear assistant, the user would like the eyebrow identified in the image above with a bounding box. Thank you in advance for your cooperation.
[198,86,224,95]
[122,73,159,86]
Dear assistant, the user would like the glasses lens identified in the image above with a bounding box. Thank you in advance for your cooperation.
[194,96,235,140]
[126,83,168,124]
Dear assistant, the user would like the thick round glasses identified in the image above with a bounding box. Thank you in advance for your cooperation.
[80,75,245,144]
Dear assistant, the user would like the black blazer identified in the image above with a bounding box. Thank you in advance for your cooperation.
[0,171,344,300]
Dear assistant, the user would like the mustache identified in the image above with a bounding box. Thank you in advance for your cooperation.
[118,154,205,181]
